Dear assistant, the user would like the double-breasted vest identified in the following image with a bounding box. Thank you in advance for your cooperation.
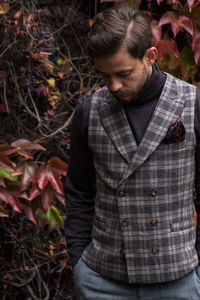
[81,73,198,283]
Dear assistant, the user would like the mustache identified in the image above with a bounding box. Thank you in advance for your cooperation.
[112,91,131,97]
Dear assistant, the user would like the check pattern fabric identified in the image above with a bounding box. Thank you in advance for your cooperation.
[82,73,198,283]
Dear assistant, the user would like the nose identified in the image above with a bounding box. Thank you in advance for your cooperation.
[109,77,123,92]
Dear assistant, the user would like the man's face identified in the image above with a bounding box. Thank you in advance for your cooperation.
[94,47,156,104]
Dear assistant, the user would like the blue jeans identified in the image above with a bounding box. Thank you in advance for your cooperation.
[73,258,200,300]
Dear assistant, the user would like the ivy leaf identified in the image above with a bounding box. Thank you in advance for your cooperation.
[15,160,37,192]
[0,156,15,172]
[151,20,161,45]
[29,184,41,201]
[159,11,194,37]
[55,192,65,206]
[157,39,179,60]
[37,157,67,194]
[0,3,10,14]
[0,188,21,213]
[41,185,55,212]
[194,44,200,64]
[37,206,64,230]
[187,0,195,11]
[47,157,68,176]
[11,139,46,159]
[192,31,200,64]
[178,15,194,36]
[0,145,17,156]
[0,167,13,179]
[47,206,64,229]
[21,203,37,224]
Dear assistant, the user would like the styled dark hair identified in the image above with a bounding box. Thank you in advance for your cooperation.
[87,4,152,59]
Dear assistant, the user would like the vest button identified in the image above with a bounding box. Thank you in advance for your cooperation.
[152,247,159,254]
[118,191,125,197]
[151,189,157,196]
[151,218,158,226]
[121,220,129,227]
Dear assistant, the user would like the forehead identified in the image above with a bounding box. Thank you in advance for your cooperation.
[94,48,142,74]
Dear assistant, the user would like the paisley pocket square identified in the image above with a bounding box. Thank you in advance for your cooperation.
[161,120,185,146]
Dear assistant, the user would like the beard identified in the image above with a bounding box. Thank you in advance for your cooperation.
[112,65,151,104]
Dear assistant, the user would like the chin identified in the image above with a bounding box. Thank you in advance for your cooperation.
[117,95,137,104]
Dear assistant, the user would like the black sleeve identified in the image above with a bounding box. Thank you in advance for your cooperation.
[194,88,200,261]
[64,96,96,267]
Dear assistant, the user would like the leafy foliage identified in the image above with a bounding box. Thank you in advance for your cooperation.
[0,139,67,225]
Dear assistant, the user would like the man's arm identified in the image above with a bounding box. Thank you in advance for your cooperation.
[64,97,96,267]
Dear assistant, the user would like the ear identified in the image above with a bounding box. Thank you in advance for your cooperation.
[144,47,157,66]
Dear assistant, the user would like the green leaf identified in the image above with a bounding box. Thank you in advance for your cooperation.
[0,167,13,178]
[37,209,48,228]
[47,206,64,229]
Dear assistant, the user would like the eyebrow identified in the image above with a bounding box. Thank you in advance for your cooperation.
[96,68,134,76]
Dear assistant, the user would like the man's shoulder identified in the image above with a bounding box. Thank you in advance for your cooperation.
[75,86,107,113]
[165,72,194,87]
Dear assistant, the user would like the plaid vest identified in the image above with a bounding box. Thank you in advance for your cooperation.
[82,73,198,283]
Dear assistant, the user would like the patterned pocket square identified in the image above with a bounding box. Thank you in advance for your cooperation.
[161,120,185,146]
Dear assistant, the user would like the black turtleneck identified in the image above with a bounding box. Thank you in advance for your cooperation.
[123,63,166,144]
[64,64,200,267]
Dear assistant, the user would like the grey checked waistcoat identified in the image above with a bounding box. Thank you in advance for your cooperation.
[81,73,198,284]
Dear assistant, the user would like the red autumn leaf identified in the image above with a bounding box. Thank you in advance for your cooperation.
[0,156,15,172]
[192,31,200,51]
[187,0,195,11]
[0,144,17,156]
[15,161,37,192]
[41,185,55,212]
[151,20,161,45]
[11,139,46,159]
[29,184,41,201]
[178,15,194,36]
[192,31,200,64]
[157,39,179,60]
[47,157,68,176]
[159,11,193,37]
[37,165,63,194]
[0,177,6,188]
[20,183,40,201]
[0,188,21,213]
[37,165,49,191]
[194,44,200,64]
[55,192,65,206]
[21,203,37,224]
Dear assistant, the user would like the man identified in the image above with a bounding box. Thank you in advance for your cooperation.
[65,3,200,299]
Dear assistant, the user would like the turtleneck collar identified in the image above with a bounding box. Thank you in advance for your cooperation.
[123,63,166,107]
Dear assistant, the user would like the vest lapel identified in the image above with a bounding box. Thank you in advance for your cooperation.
[120,74,185,184]
[98,89,137,164]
